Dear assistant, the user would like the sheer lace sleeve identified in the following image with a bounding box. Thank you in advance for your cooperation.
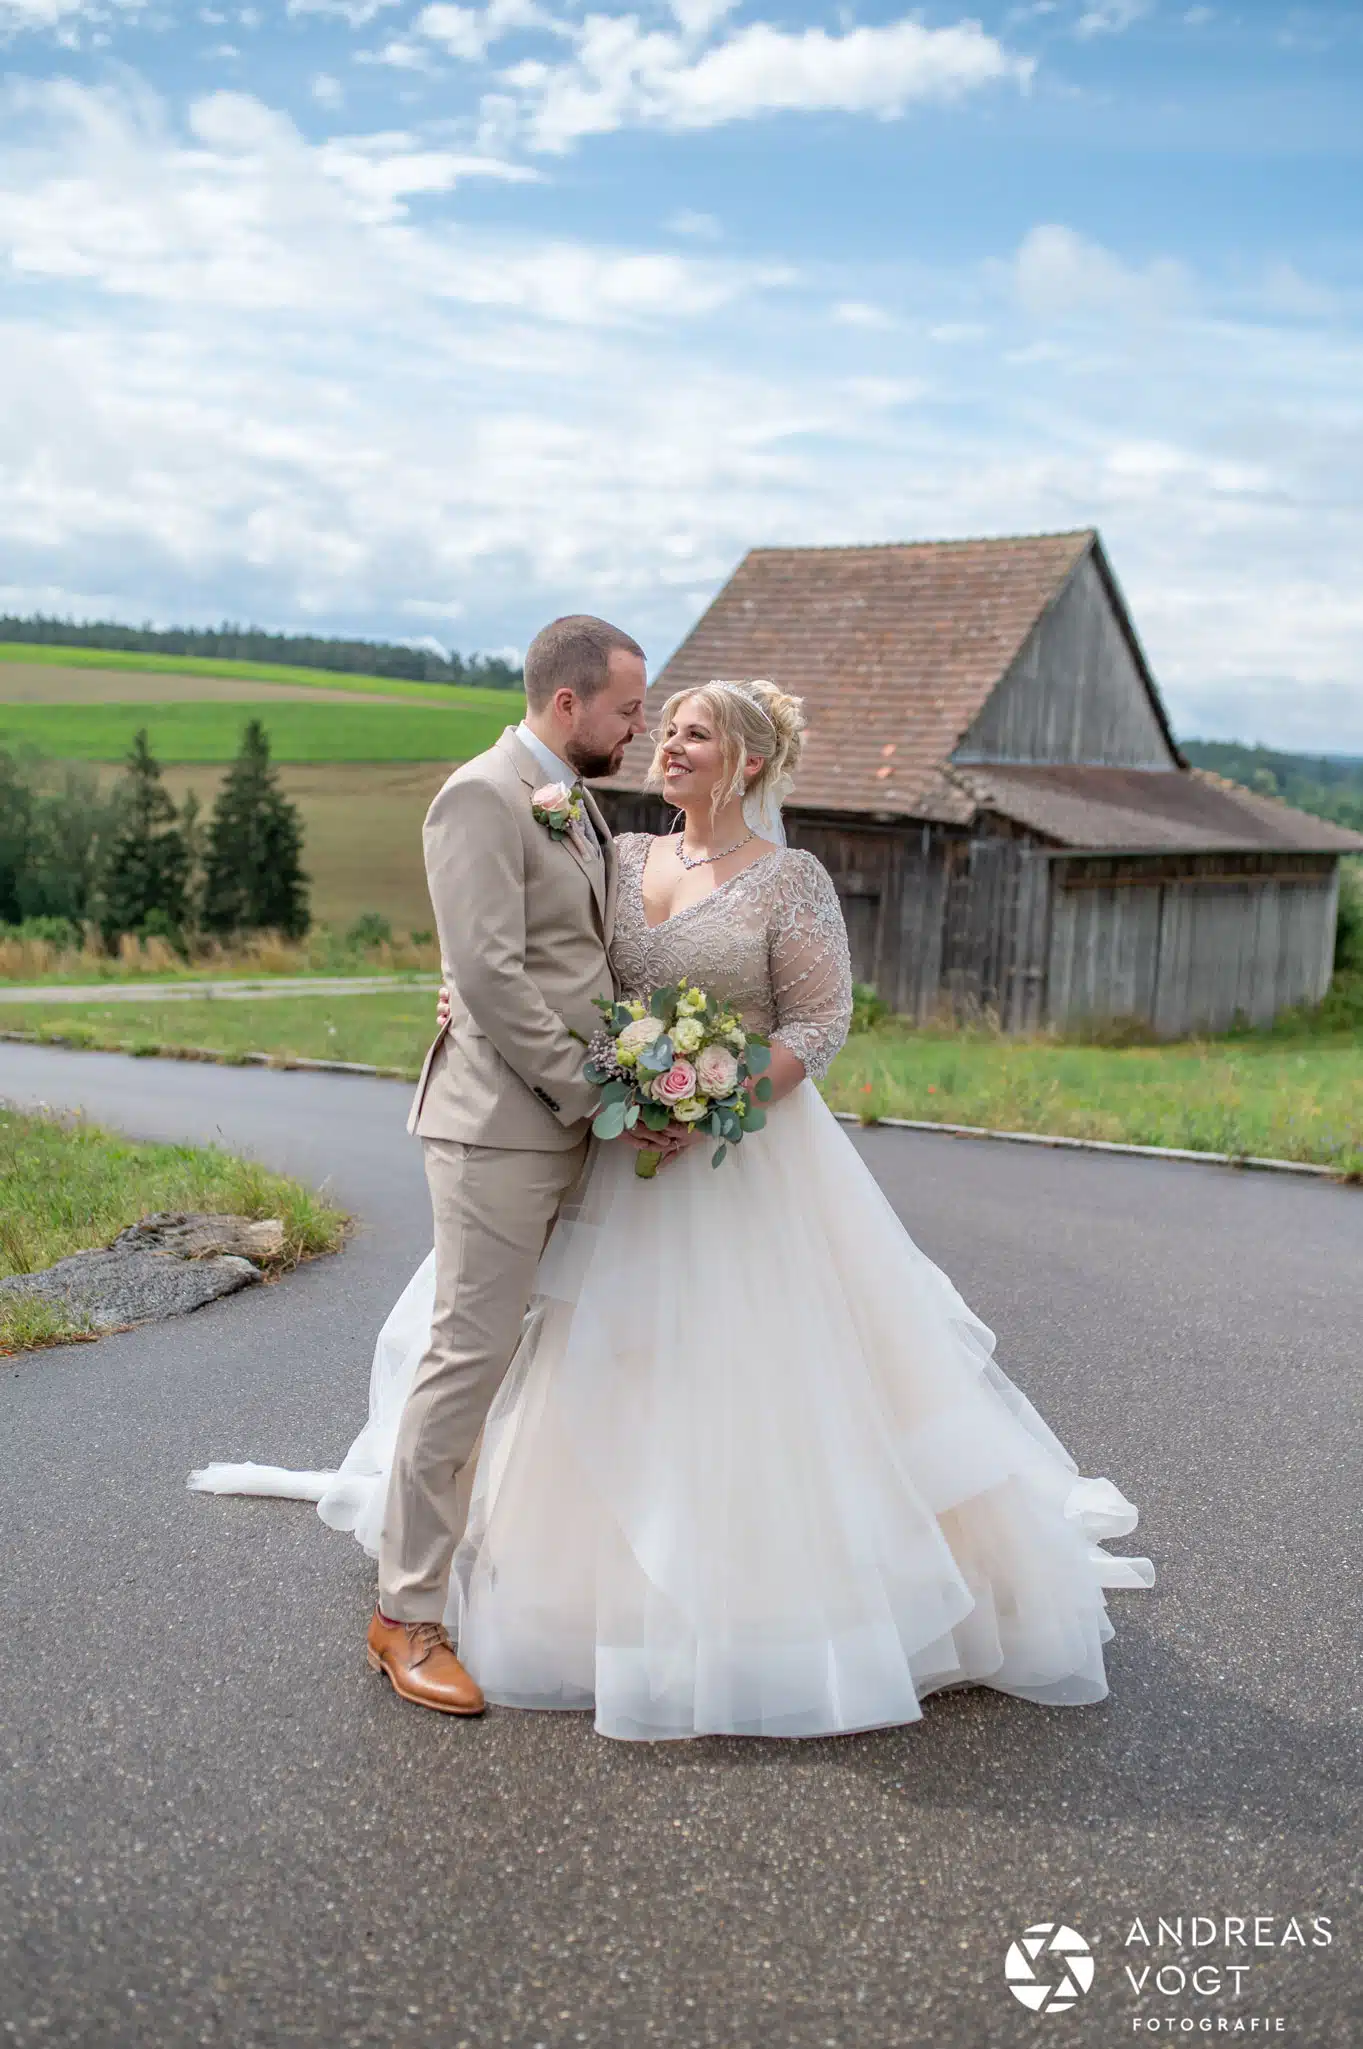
[766,851,854,1082]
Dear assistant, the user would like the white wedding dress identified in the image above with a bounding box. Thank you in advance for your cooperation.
[192,833,1154,1741]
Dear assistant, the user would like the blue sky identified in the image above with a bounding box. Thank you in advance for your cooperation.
[1,1,1360,746]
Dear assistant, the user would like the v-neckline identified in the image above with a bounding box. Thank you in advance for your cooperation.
[636,842,784,933]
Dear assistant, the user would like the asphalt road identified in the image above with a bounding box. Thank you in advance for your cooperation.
[1,1043,1359,2049]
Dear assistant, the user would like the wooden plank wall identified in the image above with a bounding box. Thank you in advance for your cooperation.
[1049,872,1339,1036]
[597,791,1342,1037]
[954,551,1176,770]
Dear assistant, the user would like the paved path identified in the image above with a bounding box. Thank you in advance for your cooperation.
[0,974,437,1005]
[1,1044,1357,2049]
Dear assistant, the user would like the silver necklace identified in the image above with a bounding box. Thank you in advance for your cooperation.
[675,827,755,871]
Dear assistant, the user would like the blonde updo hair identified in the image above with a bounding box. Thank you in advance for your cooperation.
[646,678,807,820]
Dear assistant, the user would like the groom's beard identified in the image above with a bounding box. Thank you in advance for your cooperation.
[564,738,626,780]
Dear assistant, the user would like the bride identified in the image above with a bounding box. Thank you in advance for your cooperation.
[192,677,1154,1741]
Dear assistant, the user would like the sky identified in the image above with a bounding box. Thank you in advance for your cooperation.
[1,1,1360,748]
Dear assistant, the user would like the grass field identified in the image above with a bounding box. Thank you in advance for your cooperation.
[0,699,509,764]
[3,994,1358,1175]
[0,991,437,1072]
[0,661,401,705]
[0,1105,349,1354]
[823,1023,1363,1174]
[0,639,520,708]
[160,763,446,930]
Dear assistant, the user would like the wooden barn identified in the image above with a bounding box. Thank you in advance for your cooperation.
[596,530,1363,1036]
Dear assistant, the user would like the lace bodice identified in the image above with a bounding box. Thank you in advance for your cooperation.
[609,833,854,1082]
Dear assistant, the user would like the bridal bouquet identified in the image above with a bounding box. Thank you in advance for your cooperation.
[584,978,773,1177]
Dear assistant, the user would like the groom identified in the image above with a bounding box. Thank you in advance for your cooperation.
[365,615,649,1714]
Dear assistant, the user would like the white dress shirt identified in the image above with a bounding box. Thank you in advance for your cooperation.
[516,720,601,856]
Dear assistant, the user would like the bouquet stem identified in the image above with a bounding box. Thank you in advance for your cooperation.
[634,1148,663,1180]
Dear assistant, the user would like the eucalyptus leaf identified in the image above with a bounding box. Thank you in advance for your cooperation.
[641,1104,671,1131]
[754,1076,773,1102]
[624,1103,640,1129]
[650,985,679,1021]
[744,1040,771,1075]
[711,1144,727,1168]
[638,1036,674,1074]
[743,1105,766,1133]
[592,1099,628,1141]
[611,1003,633,1033]
[599,1078,629,1105]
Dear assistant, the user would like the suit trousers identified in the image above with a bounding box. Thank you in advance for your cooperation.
[377,1133,589,1622]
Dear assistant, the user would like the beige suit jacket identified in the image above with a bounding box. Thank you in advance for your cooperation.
[408,726,618,1150]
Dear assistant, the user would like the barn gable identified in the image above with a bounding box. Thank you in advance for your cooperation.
[594,528,1363,1036]
[953,539,1181,772]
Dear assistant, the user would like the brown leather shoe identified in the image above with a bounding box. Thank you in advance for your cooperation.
[366,1609,485,1716]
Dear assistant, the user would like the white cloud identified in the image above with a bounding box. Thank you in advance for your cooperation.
[285,0,396,25]
[416,0,547,61]
[2,78,1362,746]
[1075,0,1147,37]
[832,299,893,328]
[667,207,721,239]
[361,37,436,70]
[0,0,143,34]
[1013,223,1189,318]
[311,72,345,108]
[498,14,1033,153]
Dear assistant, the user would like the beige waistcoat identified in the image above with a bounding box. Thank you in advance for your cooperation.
[408,726,618,1150]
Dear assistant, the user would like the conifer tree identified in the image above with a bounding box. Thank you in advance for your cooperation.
[201,720,310,939]
[99,729,191,945]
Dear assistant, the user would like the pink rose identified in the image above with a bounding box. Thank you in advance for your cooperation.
[650,1059,697,1106]
[532,782,575,825]
[694,1044,739,1097]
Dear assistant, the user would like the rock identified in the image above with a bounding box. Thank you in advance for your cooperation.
[110,1212,286,1262]
[1,1246,262,1334]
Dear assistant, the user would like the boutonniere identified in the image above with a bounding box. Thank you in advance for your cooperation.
[531,781,585,840]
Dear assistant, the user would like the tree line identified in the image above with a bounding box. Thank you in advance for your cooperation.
[1181,740,1363,833]
[0,614,523,690]
[0,721,309,948]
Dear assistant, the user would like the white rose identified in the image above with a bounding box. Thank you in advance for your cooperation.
[671,1016,703,1053]
[617,1015,664,1059]
[694,1044,739,1097]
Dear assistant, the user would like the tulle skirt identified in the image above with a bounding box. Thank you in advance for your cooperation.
[193,1083,1154,1741]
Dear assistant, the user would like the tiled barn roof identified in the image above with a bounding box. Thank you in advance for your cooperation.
[599,530,1097,819]
[954,764,1363,855]
[598,531,1360,857]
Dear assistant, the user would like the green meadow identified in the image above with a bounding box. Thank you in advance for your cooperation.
[0,639,517,709]
[0,698,509,764]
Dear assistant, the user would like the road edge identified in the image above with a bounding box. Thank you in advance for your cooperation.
[2,1027,1353,1185]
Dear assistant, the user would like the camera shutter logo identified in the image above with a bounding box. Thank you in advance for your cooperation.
[1004,1923,1095,2013]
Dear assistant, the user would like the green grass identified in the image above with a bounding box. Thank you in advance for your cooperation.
[0,991,438,1073]
[824,1021,1363,1176]
[0,639,519,709]
[0,699,511,764]
[0,1105,350,1354]
[3,990,1360,1177]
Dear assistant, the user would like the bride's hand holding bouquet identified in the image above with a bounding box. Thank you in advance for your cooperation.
[585,978,773,1178]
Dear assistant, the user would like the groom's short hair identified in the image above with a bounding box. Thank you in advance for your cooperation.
[523,615,645,711]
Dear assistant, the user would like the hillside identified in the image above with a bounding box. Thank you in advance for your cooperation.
[0,614,522,690]
[1181,740,1363,834]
